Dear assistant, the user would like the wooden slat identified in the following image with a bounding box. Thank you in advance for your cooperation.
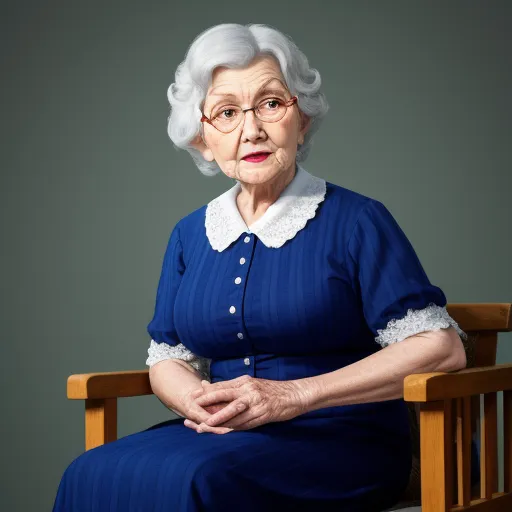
[403,363,512,402]
[85,398,117,451]
[420,400,453,511]
[451,492,512,511]
[504,389,512,493]
[470,394,481,500]
[68,370,153,399]
[473,332,499,369]
[446,303,512,332]
[481,393,498,499]
[456,396,472,506]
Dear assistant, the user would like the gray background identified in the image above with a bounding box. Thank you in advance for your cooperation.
[1,1,511,510]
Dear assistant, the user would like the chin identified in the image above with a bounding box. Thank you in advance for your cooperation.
[239,166,281,182]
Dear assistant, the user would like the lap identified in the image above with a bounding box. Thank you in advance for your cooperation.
[54,416,411,512]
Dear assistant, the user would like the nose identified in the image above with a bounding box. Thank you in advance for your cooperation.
[241,110,266,142]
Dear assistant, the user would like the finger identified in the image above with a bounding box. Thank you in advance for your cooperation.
[184,418,233,435]
[190,387,205,399]
[226,415,262,431]
[198,376,249,392]
[205,409,261,431]
[197,420,234,434]
[215,407,265,430]
[204,400,248,427]
[195,389,239,407]
[213,411,251,430]
[189,380,211,400]
[187,402,214,424]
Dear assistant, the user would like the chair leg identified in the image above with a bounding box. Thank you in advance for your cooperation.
[420,400,453,512]
[85,398,117,451]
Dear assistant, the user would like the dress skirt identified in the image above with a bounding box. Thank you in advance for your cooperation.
[53,411,412,512]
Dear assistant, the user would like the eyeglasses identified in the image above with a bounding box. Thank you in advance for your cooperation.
[200,95,298,134]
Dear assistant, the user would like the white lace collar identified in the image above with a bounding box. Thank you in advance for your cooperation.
[205,164,327,252]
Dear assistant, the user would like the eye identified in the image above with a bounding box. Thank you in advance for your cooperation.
[220,109,236,119]
[212,106,238,119]
[258,98,284,113]
[261,98,282,108]
[266,99,281,109]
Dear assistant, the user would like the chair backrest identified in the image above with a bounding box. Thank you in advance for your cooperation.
[400,303,512,507]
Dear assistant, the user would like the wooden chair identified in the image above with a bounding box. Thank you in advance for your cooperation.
[66,303,512,512]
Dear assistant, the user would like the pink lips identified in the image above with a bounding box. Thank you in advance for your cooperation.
[242,152,271,163]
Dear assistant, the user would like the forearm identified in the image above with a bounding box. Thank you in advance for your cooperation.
[296,328,467,413]
[149,359,205,417]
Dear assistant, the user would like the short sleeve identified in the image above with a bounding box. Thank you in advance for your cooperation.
[147,222,186,345]
[146,222,210,380]
[347,199,467,347]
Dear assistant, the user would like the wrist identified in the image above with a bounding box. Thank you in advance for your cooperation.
[290,377,322,414]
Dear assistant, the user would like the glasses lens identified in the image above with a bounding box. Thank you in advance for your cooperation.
[211,106,242,133]
[256,98,286,122]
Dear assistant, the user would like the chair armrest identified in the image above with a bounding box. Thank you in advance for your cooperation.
[403,363,512,402]
[446,303,512,332]
[67,370,153,400]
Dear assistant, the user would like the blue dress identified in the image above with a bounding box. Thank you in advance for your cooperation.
[53,164,465,511]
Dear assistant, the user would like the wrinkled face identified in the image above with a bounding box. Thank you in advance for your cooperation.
[194,54,310,185]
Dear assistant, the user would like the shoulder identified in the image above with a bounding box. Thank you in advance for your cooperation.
[325,179,373,206]
[322,179,382,231]
[171,204,208,244]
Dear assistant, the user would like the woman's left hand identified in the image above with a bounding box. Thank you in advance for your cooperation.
[183,375,312,433]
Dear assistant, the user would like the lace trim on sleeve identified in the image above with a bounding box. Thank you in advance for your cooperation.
[375,302,468,348]
[146,340,211,381]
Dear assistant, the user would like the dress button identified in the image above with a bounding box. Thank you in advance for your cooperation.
[239,257,246,265]
[244,236,250,243]
[244,357,250,366]
[229,306,236,314]
[237,332,244,339]
[234,277,242,285]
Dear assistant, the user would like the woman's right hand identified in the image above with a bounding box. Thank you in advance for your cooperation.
[180,386,234,434]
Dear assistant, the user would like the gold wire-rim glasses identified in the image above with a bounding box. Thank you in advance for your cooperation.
[200,95,298,134]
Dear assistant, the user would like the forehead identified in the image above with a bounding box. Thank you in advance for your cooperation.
[205,55,287,102]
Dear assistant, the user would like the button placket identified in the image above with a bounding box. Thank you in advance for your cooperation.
[230,231,254,375]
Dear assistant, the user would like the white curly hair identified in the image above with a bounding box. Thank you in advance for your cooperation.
[166,23,330,176]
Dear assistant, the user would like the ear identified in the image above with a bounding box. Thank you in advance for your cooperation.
[190,132,215,162]
[298,112,311,145]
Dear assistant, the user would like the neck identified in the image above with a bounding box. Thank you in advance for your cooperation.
[236,163,297,224]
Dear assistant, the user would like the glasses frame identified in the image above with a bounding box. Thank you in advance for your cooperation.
[200,95,298,134]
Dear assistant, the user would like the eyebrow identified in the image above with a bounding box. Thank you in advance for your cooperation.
[205,78,289,108]
[210,86,287,99]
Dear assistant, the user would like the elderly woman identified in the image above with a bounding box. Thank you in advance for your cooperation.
[53,23,468,512]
